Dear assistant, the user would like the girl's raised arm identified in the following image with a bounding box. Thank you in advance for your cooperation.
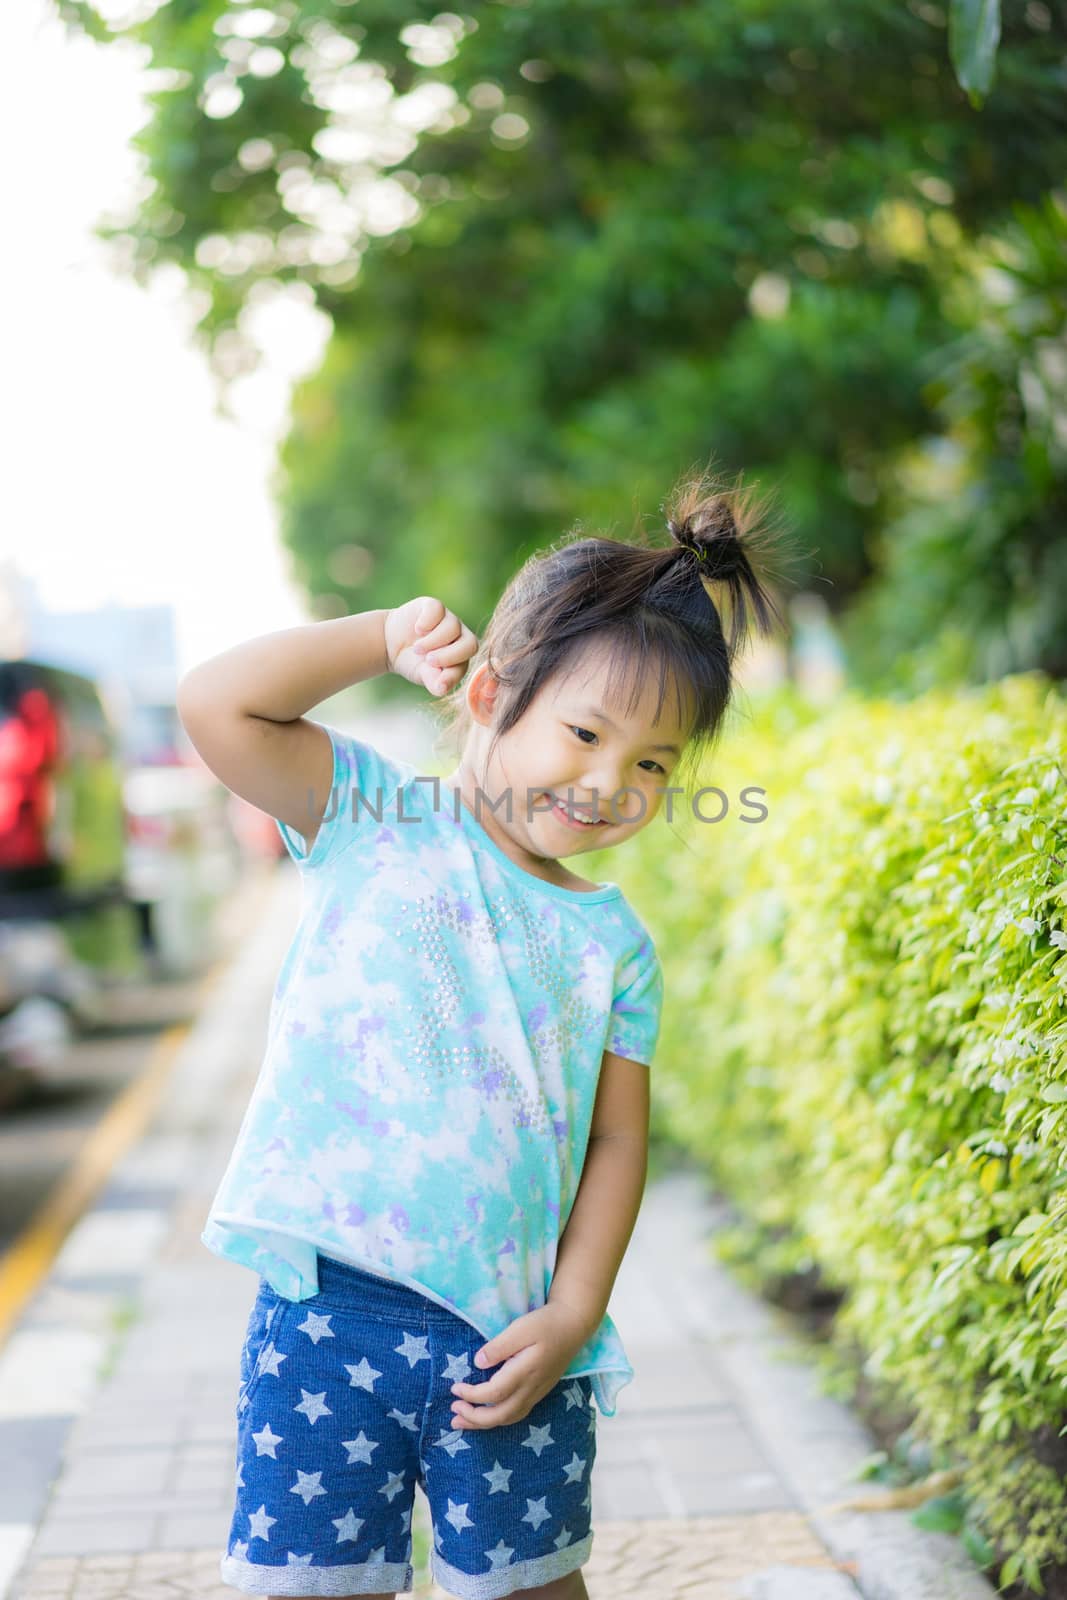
[176,609,390,854]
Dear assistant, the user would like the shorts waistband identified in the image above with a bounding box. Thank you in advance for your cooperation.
[313,1250,469,1326]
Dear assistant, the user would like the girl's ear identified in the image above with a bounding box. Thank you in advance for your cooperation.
[466,661,502,728]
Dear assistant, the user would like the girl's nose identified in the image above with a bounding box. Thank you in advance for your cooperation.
[582,768,638,822]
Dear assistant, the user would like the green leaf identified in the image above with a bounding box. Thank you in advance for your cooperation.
[949,0,1001,99]
[1012,1215,1049,1235]
[913,1493,966,1533]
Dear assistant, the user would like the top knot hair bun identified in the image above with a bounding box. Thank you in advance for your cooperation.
[655,463,800,661]
[665,497,741,577]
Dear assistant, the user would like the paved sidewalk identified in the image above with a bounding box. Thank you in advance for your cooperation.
[2,866,997,1600]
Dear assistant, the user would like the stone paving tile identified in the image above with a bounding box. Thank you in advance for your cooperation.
[47,1449,173,1500]
[153,1512,233,1551]
[665,1469,794,1519]
[28,1518,161,1560]
[181,1418,237,1446]
[612,1340,734,1410]
[169,1459,235,1497]
[34,1492,231,1524]
[64,1416,187,1452]
[600,1409,784,1480]
[15,1517,858,1599]
[593,1460,792,1521]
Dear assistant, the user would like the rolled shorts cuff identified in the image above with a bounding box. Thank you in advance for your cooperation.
[219,1552,414,1594]
[431,1529,594,1600]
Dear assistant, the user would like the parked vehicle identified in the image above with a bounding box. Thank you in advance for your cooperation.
[0,660,253,1108]
[0,659,128,913]
[0,658,133,1104]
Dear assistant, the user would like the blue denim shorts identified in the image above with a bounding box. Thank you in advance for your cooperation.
[220,1252,598,1598]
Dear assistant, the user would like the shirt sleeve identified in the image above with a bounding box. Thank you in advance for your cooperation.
[606,935,664,1066]
[274,722,413,873]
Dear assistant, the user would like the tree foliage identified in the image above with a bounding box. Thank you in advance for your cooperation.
[56,0,1067,689]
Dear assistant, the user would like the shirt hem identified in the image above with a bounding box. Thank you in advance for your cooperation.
[205,1212,496,1334]
[203,1214,634,1417]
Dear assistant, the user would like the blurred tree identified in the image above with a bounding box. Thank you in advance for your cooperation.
[56,0,1067,689]
[841,189,1067,688]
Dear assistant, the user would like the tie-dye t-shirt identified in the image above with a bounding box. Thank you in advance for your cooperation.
[201,722,664,1417]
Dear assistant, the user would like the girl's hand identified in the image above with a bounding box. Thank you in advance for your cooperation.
[448,1302,592,1430]
[384,596,478,698]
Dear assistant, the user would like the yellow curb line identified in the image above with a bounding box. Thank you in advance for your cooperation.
[0,1018,190,1348]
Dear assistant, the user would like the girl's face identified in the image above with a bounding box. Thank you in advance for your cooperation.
[449,642,691,873]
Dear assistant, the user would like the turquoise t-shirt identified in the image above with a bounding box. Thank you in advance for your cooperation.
[201,722,664,1417]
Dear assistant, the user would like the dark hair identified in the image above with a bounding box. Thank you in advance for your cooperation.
[432,462,797,786]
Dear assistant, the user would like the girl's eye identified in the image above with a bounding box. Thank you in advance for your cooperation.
[569,727,666,776]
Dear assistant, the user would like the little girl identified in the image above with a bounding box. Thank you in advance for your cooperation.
[177,468,785,1600]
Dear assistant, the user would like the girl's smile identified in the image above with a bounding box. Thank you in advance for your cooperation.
[542,790,611,829]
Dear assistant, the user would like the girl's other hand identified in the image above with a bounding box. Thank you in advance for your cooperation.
[448,1302,591,1430]
[384,596,479,698]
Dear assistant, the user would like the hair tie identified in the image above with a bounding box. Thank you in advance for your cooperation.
[668,519,710,564]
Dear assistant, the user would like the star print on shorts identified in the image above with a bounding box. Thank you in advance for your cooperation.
[220,1258,598,1598]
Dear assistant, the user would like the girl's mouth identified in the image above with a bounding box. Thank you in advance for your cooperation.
[543,791,609,830]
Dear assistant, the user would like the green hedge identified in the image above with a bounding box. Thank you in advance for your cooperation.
[590,671,1067,1592]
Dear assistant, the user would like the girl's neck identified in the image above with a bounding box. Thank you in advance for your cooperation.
[441,762,593,890]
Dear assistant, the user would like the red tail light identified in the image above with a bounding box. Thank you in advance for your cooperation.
[0,687,62,870]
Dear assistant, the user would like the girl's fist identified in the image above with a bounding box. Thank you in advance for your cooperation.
[384,597,478,697]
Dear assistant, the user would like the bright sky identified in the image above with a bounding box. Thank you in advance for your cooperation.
[4,0,335,676]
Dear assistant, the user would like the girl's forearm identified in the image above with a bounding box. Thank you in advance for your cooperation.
[547,1134,648,1342]
[179,610,391,723]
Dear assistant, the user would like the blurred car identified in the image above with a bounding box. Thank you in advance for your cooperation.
[0,658,127,910]
[0,661,252,1108]
[0,658,130,1103]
